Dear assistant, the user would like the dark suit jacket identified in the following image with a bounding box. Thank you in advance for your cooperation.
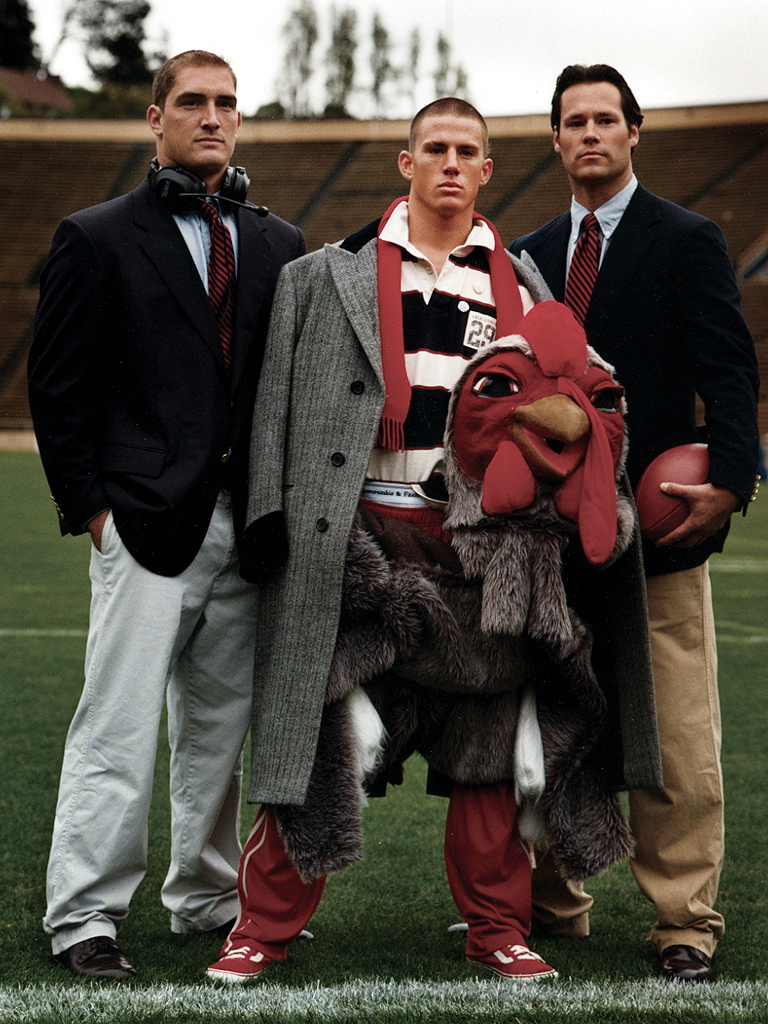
[28,179,306,576]
[511,184,759,576]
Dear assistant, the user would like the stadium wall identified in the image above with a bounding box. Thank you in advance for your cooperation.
[1,104,766,444]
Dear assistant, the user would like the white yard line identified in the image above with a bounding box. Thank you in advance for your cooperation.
[0,629,87,637]
[1,979,768,1021]
[710,558,768,573]
[715,620,768,643]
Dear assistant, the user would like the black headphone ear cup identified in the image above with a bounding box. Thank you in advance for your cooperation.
[221,166,250,205]
[148,159,206,211]
[148,158,251,210]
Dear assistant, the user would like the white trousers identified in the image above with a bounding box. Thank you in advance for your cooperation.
[44,492,256,954]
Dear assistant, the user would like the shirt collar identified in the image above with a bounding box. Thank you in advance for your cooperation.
[175,193,228,219]
[379,199,496,259]
[570,174,638,241]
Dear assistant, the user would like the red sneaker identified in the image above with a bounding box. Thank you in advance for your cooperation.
[467,943,558,980]
[206,943,272,983]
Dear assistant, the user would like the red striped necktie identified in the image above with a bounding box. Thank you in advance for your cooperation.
[200,200,236,369]
[565,212,601,324]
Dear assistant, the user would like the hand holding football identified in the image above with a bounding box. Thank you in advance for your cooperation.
[635,443,710,541]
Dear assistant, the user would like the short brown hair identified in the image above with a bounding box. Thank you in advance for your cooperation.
[152,50,237,109]
[551,64,644,131]
[409,97,489,157]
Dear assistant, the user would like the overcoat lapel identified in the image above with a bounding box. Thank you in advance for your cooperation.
[132,181,227,377]
[325,239,384,385]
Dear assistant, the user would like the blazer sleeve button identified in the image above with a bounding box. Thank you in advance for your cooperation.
[330,452,345,466]
[316,517,329,532]
[350,380,365,394]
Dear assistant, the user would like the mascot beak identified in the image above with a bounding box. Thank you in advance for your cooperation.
[511,393,591,482]
[480,390,592,519]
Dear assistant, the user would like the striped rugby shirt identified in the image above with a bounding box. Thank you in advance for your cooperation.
[366,200,533,489]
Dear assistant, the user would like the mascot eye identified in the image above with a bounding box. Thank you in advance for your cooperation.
[472,373,520,398]
[591,386,623,412]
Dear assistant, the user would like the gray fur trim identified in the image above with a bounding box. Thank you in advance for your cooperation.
[509,251,554,305]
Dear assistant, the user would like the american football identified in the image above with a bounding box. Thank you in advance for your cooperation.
[635,443,710,541]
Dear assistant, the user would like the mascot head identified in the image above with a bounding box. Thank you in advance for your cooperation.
[447,301,628,565]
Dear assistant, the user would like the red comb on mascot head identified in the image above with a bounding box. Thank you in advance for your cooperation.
[273,301,650,889]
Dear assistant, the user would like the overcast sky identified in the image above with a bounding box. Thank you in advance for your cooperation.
[26,0,768,119]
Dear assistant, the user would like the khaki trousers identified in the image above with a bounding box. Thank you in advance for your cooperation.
[630,562,724,955]
[532,562,724,956]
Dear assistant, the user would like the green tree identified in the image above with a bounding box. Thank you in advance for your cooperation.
[370,12,397,118]
[77,0,164,86]
[406,27,420,110]
[279,0,319,118]
[454,64,468,100]
[40,0,79,77]
[68,82,156,117]
[0,0,39,71]
[324,5,357,117]
[433,31,467,99]
[434,31,451,97]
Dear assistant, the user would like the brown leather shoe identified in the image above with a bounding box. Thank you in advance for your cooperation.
[660,944,712,982]
[54,936,137,979]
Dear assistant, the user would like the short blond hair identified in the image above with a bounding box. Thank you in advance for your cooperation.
[152,50,236,109]
[409,98,489,157]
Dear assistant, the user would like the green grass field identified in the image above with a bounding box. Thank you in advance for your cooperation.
[1,451,766,1022]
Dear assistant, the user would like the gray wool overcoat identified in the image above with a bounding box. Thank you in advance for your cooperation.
[242,236,662,807]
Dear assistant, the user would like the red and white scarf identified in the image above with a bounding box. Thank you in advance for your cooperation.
[375,196,525,451]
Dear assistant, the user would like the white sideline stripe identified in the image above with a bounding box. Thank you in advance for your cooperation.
[710,558,768,573]
[716,620,768,643]
[0,629,87,637]
[4,622,767,644]
[2,979,768,1020]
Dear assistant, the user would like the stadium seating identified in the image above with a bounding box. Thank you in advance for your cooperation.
[1,106,766,436]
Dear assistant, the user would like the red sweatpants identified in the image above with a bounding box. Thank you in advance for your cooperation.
[221,807,326,960]
[224,784,531,960]
[445,782,532,957]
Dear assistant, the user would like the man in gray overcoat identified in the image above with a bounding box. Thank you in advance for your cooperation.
[205,98,661,985]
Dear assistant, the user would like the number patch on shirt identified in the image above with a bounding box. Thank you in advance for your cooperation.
[463,311,497,352]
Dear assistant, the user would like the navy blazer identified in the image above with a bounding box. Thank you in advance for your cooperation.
[29,179,306,576]
[511,184,759,576]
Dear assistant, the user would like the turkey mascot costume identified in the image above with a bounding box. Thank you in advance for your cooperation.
[273,301,661,888]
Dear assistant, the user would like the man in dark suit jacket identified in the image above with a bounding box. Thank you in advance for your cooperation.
[27,50,305,980]
[511,64,759,983]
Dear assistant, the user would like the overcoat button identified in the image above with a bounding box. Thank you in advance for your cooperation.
[350,380,365,394]
[316,518,329,532]
[331,452,345,466]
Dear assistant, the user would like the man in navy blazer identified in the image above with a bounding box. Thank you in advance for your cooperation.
[28,50,305,979]
[510,64,759,982]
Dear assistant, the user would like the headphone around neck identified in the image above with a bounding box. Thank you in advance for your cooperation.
[147,158,267,216]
